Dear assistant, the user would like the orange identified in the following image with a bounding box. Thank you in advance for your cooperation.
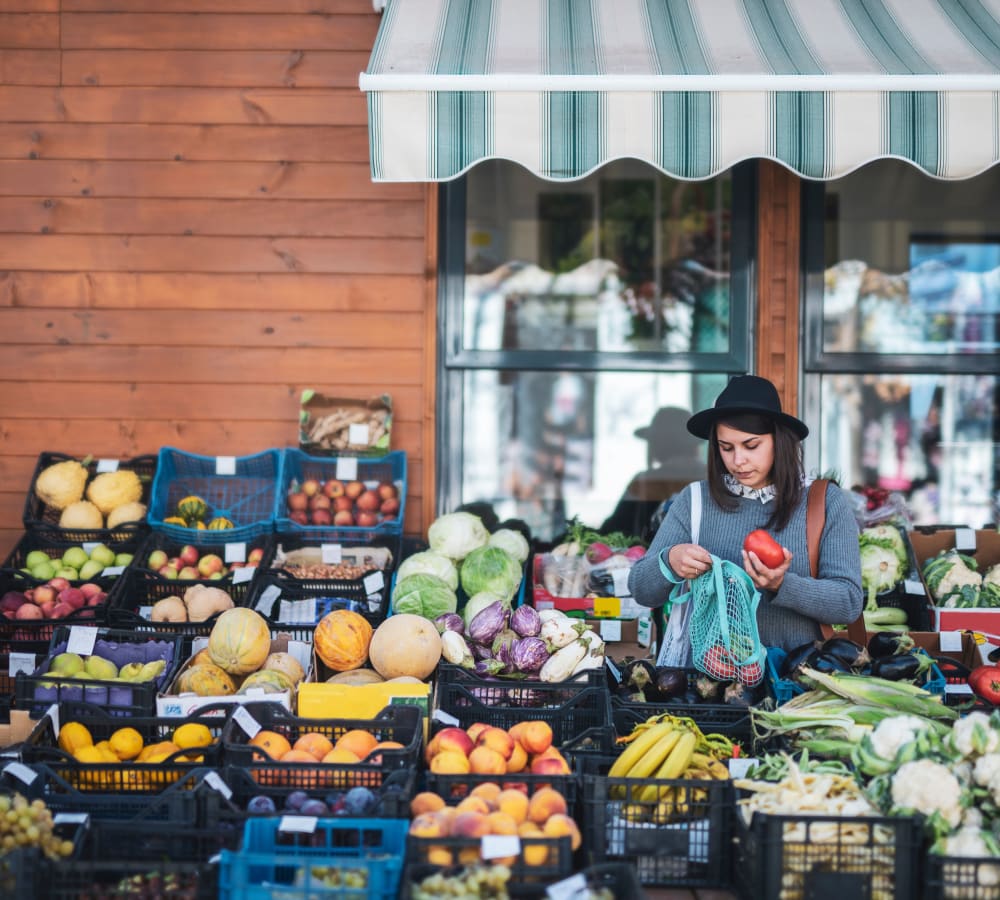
[293,732,334,761]
[249,730,291,760]
[334,729,378,760]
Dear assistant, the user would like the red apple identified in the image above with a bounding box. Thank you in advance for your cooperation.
[178,545,200,568]
[0,592,25,616]
[16,603,43,620]
[87,591,106,607]
[356,490,380,512]
[333,510,355,526]
[197,554,224,578]
[79,583,103,599]
[311,509,332,526]
[309,494,332,512]
[178,566,200,580]
[58,588,86,610]
[356,512,378,527]
[287,491,308,512]
[344,481,364,500]
[290,511,309,525]
[47,577,70,593]
[160,565,179,580]
[51,602,74,619]
[380,497,400,517]
[37,601,55,618]
[301,479,321,497]
[33,584,57,606]
[247,547,264,565]
[377,482,398,501]
[146,549,168,571]
[333,496,353,513]
[324,479,345,498]
[168,557,183,571]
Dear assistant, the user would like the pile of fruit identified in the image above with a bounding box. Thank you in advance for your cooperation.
[33,459,147,532]
[425,721,571,778]
[144,545,262,582]
[161,495,234,531]
[148,584,235,625]
[285,478,400,528]
[1,579,109,621]
[40,651,165,686]
[18,544,131,583]
[245,783,397,818]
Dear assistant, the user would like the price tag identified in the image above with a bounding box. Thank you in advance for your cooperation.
[47,704,59,734]
[546,873,587,900]
[231,705,261,739]
[728,757,758,778]
[611,568,631,597]
[278,598,317,625]
[8,653,35,677]
[939,631,964,653]
[139,606,153,619]
[348,423,370,446]
[66,626,98,656]
[224,543,247,564]
[101,566,125,578]
[232,567,255,585]
[604,655,622,683]
[216,456,237,476]
[82,542,100,555]
[945,683,974,695]
[3,763,36,785]
[321,544,343,564]
[480,834,520,860]
[363,571,384,594]
[955,528,977,553]
[53,812,89,826]
[254,585,281,617]
[598,620,622,642]
[904,579,925,596]
[335,457,358,482]
[432,709,460,727]
[279,815,317,833]
[203,771,233,800]
[592,596,621,618]
[95,459,120,473]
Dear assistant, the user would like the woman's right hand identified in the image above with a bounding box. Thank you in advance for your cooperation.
[668,543,713,581]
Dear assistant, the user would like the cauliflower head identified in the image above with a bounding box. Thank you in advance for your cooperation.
[949,712,1000,759]
[891,759,964,830]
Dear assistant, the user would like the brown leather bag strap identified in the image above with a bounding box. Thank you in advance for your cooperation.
[809,479,868,646]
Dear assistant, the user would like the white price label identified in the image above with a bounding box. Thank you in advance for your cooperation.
[139,606,153,619]
[66,626,98,657]
[95,459,120,473]
[278,598,316,625]
[254,585,281,617]
[101,566,125,577]
[46,704,59,734]
[335,457,358,482]
[321,544,343,564]
[432,709,460,727]
[279,815,317,834]
[224,543,246,564]
[546,873,587,900]
[232,705,261,739]
[3,763,36,785]
[53,812,89,826]
[728,757,758,778]
[611,567,631,597]
[939,631,964,653]
[363,571,384,594]
[599,620,622,642]
[945,683,974,695]
[232,566,255,585]
[480,834,520,860]
[604,655,622,683]
[904,579,925,596]
[82,542,100,555]
[215,456,237,475]
[955,529,977,552]
[348,423,370,446]
[8,653,36,677]
[203,771,233,800]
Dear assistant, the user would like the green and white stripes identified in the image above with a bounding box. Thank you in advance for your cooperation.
[361,0,1000,182]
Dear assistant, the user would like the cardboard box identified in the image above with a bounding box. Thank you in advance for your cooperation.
[0,710,35,750]
[909,529,1000,641]
[156,635,311,718]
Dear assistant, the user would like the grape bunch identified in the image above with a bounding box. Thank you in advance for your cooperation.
[411,864,512,899]
[0,793,75,860]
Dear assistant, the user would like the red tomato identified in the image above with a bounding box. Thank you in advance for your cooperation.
[702,645,736,680]
[743,529,785,569]
[969,665,1000,705]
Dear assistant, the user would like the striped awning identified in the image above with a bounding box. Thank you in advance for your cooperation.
[359,0,1000,182]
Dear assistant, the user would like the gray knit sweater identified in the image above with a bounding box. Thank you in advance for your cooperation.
[628,480,863,651]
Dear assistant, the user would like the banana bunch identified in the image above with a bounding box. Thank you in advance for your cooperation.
[117,660,166,683]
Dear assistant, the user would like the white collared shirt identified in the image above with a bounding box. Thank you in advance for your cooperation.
[723,474,776,504]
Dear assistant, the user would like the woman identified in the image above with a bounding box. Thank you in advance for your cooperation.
[628,375,862,651]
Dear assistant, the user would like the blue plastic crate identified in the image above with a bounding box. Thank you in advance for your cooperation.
[275,449,406,541]
[219,817,407,900]
[148,447,280,544]
[766,645,946,706]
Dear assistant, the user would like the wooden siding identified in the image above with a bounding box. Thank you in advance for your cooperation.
[0,1,437,556]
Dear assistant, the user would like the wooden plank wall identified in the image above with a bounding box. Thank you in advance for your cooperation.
[0,0,435,557]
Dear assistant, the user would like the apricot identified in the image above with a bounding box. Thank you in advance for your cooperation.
[476,727,515,760]
[507,721,530,744]
[367,740,405,766]
[410,792,446,817]
[435,726,474,757]
[429,750,471,775]
[452,810,491,839]
[249,730,292,761]
[496,788,529,825]
[469,745,507,776]
[426,845,453,866]
[335,729,378,759]
[409,812,450,839]
[543,813,582,851]
[466,722,491,743]
[519,721,553,756]
[293,732,334,761]
[527,786,568,824]
[457,846,482,866]
[435,806,458,828]
[454,795,491,816]
[517,822,549,867]
[485,811,518,836]
[469,782,502,809]
[506,741,528,774]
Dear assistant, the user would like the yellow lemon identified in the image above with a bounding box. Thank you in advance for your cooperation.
[172,723,213,751]
[109,727,144,761]
[94,740,119,763]
[137,740,180,763]
[58,722,93,755]
[72,745,103,764]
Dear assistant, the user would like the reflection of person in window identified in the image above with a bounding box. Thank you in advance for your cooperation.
[601,407,704,541]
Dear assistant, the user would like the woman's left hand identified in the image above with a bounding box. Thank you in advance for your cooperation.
[742,547,792,592]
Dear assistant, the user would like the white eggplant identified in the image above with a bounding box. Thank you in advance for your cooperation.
[440,630,475,668]
[539,638,588,683]
[537,608,569,624]
[540,617,588,650]
[572,628,606,675]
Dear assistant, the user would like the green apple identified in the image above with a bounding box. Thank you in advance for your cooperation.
[114,553,133,567]
[61,546,89,571]
[25,550,53,570]
[88,544,116,568]
[78,559,104,581]
[30,561,56,581]
[54,567,78,581]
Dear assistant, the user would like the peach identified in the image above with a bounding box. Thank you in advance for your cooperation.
[507,721,530,744]
[457,846,482,866]
[530,754,571,776]
[496,788,529,825]
[435,806,458,829]
[485,811,518,836]
[410,792,446,817]
[468,745,507,776]
[293,732,334,761]
[543,813,582,851]
[451,810,491,839]
[469,782,502,809]
[517,822,549,867]
[466,722,491,744]
[334,729,378,759]
[409,812,450,839]
[429,750,471,775]
[527,786,568,824]
[435,726,474,758]
[506,741,528,774]
[424,733,442,764]
[519,721,553,756]
[454,795,491,816]
[476,727,515,760]
[426,845,453,867]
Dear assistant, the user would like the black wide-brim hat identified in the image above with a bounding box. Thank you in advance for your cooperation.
[686,375,809,440]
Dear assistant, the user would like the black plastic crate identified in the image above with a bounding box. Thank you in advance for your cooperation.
[0,530,139,589]
[424,769,581,817]
[21,701,230,793]
[47,860,216,900]
[733,806,923,900]
[925,852,1000,900]
[407,833,574,886]
[22,452,156,543]
[248,569,389,631]
[131,529,270,595]
[15,626,183,717]
[580,754,734,889]
[865,523,932,631]
[433,663,611,746]
[220,702,422,791]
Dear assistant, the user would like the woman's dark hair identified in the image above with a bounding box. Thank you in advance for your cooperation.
[706,413,804,532]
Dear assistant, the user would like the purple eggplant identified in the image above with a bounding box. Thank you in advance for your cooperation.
[492,628,519,674]
[511,636,550,674]
[470,642,494,662]
[473,659,505,678]
[433,613,465,636]
[510,605,541,638]
[468,600,509,645]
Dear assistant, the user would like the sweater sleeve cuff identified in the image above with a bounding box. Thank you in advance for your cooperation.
[657,548,684,584]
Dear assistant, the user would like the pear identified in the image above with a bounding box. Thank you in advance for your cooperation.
[136,660,166,682]
[51,652,85,676]
[117,662,144,682]
[84,656,118,681]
